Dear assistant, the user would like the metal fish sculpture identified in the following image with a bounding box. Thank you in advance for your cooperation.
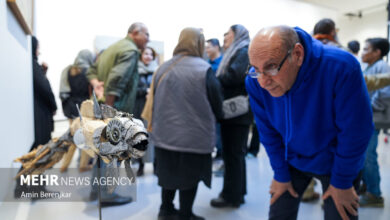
[14,94,148,193]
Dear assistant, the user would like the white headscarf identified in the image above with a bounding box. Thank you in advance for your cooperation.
[216,24,250,76]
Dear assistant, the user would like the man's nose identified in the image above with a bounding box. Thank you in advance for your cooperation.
[257,74,272,88]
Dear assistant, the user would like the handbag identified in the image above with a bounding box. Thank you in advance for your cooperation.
[223,95,249,119]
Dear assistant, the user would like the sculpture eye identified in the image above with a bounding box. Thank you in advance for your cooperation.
[106,119,123,145]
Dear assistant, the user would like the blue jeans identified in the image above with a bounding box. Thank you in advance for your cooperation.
[362,129,382,196]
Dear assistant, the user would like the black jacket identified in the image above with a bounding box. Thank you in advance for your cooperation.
[218,46,253,125]
[32,60,57,150]
[61,68,90,118]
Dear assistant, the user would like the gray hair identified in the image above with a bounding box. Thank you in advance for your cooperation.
[128,22,146,34]
[277,26,300,52]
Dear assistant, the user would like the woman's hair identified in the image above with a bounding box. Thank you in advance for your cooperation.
[366,38,390,58]
[140,46,156,60]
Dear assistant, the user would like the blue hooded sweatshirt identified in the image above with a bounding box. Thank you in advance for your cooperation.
[245,27,374,189]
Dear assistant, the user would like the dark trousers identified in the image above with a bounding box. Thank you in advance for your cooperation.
[269,166,361,220]
[160,185,198,218]
[220,123,250,203]
[248,123,260,156]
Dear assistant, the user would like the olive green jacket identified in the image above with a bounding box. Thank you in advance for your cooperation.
[87,37,139,113]
[365,73,390,91]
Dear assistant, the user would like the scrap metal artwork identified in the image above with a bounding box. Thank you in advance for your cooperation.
[14,93,148,193]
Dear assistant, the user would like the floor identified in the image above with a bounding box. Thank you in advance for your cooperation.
[0,120,389,220]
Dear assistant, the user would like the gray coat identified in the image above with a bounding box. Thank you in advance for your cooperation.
[151,55,215,154]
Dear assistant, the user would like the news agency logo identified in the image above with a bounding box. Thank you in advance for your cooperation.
[19,174,134,186]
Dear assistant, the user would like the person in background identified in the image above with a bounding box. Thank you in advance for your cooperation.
[31,36,57,150]
[206,38,224,162]
[347,40,360,58]
[15,36,58,199]
[60,49,95,119]
[246,25,372,220]
[86,22,149,207]
[151,27,223,220]
[206,38,223,73]
[87,22,149,113]
[313,18,342,48]
[210,24,252,208]
[59,49,95,172]
[360,37,390,207]
[134,46,158,176]
[347,40,364,69]
[246,122,260,158]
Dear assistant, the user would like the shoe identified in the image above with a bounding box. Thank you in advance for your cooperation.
[158,208,179,220]
[137,167,144,177]
[100,195,133,207]
[210,197,240,208]
[179,213,205,220]
[301,191,320,202]
[301,181,320,202]
[359,192,384,207]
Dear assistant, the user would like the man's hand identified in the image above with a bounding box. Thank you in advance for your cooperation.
[323,185,359,220]
[269,179,298,205]
[41,62,48,73]
[90,79,104,99]
[105,95,116,107]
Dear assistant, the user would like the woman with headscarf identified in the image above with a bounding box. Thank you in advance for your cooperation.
[59,49,95,119]
[210,24,253,208]
[14,37,57,199]
[59,49,95,172]
[31,36,57,150]
[151,28,223,220]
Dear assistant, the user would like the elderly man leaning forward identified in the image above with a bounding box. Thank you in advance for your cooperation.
[245,26,373,220]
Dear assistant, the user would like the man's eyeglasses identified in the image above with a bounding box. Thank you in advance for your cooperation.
[246,49,292,78]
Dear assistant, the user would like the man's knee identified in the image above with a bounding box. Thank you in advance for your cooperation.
[269,192,300,220]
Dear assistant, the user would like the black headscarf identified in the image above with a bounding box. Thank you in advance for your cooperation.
[32,36,38,60]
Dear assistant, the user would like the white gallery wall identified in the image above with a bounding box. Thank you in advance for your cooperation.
[0,0,35,201]
[35,0,338,120]
[337,8,388,57]
[0,1,34,168]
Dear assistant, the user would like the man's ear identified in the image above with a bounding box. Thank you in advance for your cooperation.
[374,48,382,59]
[295,43,305,66]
